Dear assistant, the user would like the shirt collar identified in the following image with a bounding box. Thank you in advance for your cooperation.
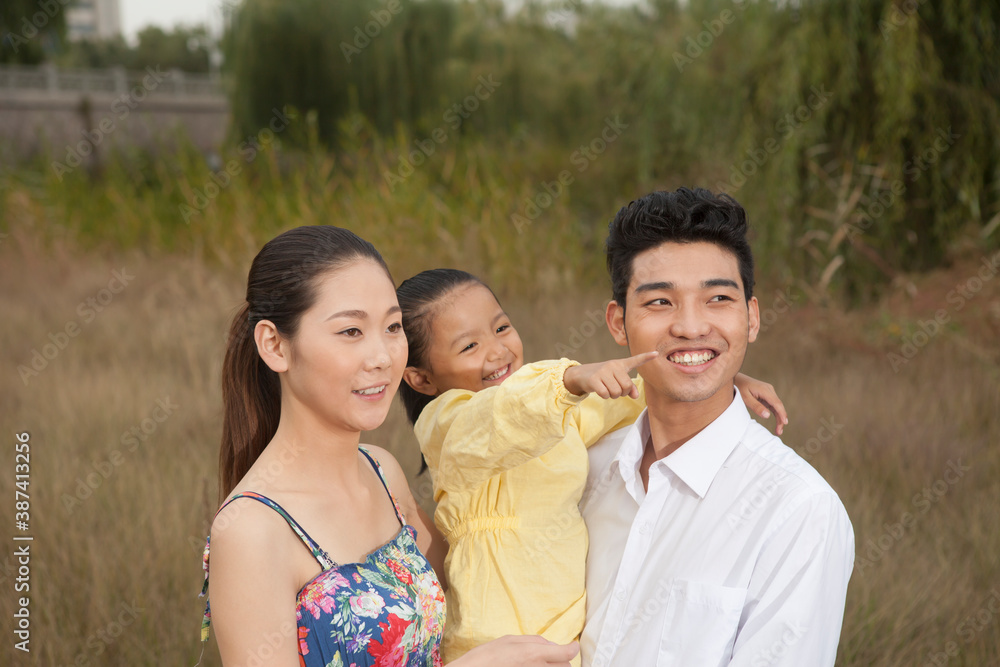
[610,407,651,501]
[610,388,752,499]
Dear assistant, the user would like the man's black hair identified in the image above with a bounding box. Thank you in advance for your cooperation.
[605,187,755,305]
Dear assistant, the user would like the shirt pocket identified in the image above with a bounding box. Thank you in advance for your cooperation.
[656,579,746,667]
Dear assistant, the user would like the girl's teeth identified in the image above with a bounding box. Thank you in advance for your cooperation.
[485,366,507,381]
[355,386,385,395]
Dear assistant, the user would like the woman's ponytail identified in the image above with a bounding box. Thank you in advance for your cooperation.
[218,302,281,502]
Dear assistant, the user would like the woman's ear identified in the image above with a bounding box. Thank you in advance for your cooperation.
[403,366,439,397]
[255,320,289,373]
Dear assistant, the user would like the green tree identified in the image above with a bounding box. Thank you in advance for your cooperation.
[58,25,213,71]
[225,0,457,144]
[1,0,67,64]
[735,0,1000,298]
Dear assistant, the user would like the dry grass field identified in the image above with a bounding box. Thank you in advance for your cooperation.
[1,227,998,666]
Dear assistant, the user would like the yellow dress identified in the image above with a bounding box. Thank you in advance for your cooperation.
[414,358,644,664]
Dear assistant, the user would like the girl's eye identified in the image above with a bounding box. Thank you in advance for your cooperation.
[460,342,476,353]
[340,327,362,337]
[387,322,403,334]
[496,324,510,334]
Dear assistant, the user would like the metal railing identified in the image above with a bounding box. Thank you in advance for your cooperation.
[0,64,224,98]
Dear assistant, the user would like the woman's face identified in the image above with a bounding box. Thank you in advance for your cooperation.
[280,259,407,435]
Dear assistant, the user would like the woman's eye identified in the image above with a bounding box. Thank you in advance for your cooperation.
[340,327,362,337]
[387,322,403,334]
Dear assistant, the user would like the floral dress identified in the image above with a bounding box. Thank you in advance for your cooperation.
[200,448,446,667]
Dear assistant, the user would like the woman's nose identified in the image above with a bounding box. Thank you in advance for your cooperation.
[365,340,391,370]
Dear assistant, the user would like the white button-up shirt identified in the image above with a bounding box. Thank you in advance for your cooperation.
[581,390,854,667]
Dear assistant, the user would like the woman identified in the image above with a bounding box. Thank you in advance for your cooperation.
[200,226,577,666]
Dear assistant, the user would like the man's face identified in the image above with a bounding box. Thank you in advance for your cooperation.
[606,241,759,406]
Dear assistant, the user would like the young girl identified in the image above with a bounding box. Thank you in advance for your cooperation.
[199,228,578,667]
[396,268,786,665]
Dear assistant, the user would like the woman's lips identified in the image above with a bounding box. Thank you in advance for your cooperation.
[352,384,388,400]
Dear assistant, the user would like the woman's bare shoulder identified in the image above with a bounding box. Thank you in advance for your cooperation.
[210,493,290,551]
[360,445,413,500]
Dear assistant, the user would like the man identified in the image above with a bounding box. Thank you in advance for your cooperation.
[580,188,854,666]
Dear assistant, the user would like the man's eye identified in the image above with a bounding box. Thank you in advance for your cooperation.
[647,298,671,306]
[710,295,734,303]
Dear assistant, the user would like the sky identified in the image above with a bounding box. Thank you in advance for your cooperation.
[119,0,641,40]
[120,0,226,40]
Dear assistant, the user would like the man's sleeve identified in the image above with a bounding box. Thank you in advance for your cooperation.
[728,492,855,666]
[416,358,587,495]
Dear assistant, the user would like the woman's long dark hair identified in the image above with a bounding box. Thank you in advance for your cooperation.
[395,268,492,426]
[219,226,390,501]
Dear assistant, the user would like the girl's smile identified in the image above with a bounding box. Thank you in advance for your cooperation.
[412,283,525,395]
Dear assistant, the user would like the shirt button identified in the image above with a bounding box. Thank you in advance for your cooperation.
[615,588,626,601]
[639,522,651,534]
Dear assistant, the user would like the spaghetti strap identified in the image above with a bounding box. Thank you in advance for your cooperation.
[199,492,334,643]
[199,453,409,646]
[218,492,335,568]
[359,447,407,526]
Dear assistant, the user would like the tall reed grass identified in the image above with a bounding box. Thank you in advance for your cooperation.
[2,126,631,300]
[2,230,998,665]
[1,140,998,665]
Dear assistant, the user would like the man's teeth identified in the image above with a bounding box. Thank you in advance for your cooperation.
[354,385,385,395]
[484,365,508,381]
[669,351,716,366]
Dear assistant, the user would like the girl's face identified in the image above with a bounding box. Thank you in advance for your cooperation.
[279,259,407,434]
[419,283,525,394]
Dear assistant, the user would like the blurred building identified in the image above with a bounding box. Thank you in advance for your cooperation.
[66,0,122,41]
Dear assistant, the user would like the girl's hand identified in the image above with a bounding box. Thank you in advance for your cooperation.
[735,373,788,435]
[563,351,658,399]
[449,636,579,666]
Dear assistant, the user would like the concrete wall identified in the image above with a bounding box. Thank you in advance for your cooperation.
[0,66,230,163]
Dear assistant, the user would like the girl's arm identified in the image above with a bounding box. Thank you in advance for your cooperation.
[209,502,302,666]
[416,359,595,493]
[735,373,789,435]
[566,358,790,443]
[562,353,654,448]
[562,351,656,398]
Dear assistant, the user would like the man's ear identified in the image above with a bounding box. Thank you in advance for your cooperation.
[255,320,289,373]
[403,367,439,397]
[606,299,629,347]
[747,295,760,344]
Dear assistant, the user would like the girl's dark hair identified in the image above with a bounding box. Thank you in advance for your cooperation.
[606,187,755,306]
[219,225,390,501]
[396,268,490,426]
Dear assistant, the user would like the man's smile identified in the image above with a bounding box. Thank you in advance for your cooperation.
[666,349,718,367]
